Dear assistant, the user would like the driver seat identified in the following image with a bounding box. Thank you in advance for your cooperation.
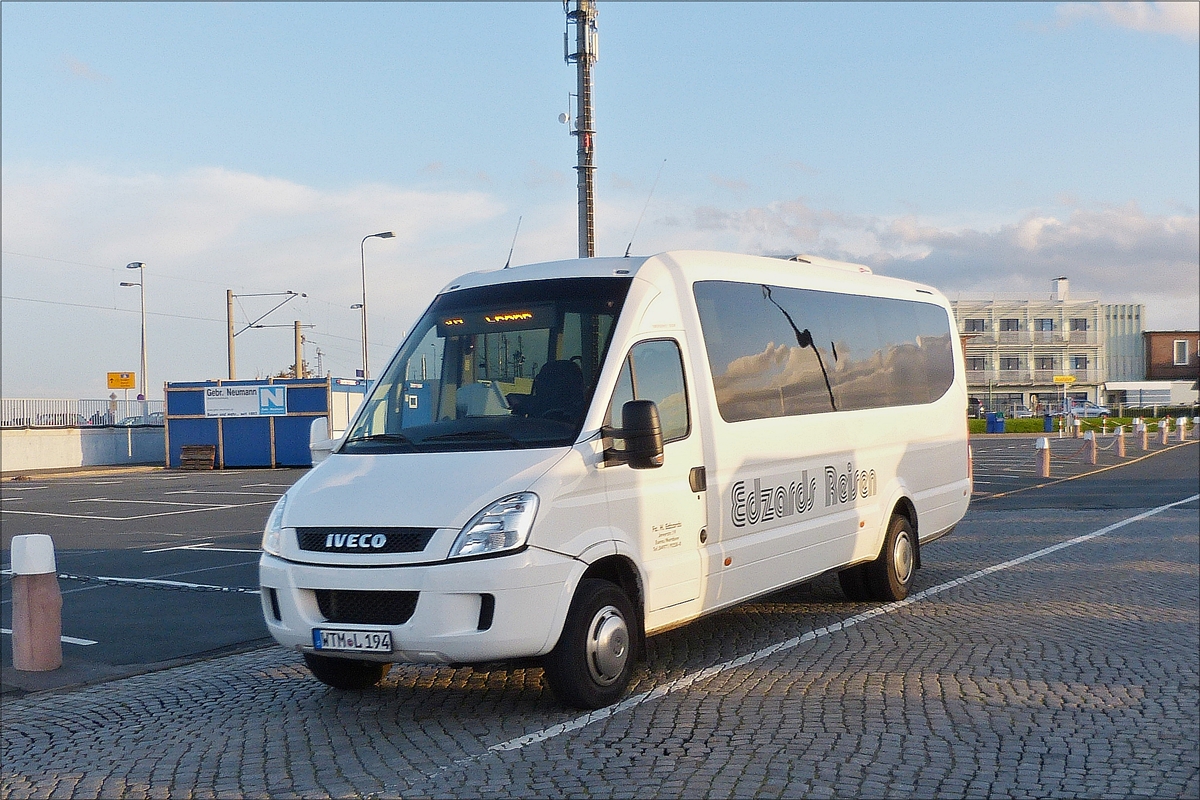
[512,360,586,420]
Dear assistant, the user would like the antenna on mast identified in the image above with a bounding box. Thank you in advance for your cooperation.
[624,159,666,258]
[503,215,523,269]
[564,0,598,258]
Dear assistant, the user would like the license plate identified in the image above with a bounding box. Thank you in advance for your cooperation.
[312,628,393,653]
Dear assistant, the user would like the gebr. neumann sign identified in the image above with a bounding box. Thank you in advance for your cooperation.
[204,385,288,418]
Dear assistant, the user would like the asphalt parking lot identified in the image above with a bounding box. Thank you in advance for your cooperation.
[1,469,305,689]
[1,442,1197,798]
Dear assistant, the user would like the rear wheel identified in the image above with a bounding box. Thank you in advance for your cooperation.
[542,579,635,709]
[865,514,916,601]
[303,653,390,690]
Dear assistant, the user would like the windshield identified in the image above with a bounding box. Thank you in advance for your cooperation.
[341,277,632,454]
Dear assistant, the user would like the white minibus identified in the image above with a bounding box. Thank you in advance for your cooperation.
[259,250,971,708]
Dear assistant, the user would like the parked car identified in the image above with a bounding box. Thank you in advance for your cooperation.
[1009,405,1034,418]
[117,412,165,426]
[1069,401,1111,418]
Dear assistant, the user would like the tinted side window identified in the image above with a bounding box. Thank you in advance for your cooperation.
[694,281,955,423]
[604,340,690,442]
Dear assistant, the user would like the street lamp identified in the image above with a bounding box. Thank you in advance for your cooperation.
[359,231,395,381]
[120,261,148,414]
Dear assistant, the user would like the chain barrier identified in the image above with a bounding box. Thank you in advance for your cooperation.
[56,572,260,595]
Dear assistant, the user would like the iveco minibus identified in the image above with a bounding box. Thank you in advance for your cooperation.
[259,250,971,708]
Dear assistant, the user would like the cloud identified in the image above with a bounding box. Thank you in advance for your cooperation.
[709,174,750,193]
[1,164,517,396]
[524,160,567,189]
[1053,2,1199,42]
[63,57,111,83]
[640,196,1198,330]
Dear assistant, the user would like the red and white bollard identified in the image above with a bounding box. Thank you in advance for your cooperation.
[1139,420,1149,451]
[1178,417,1187,443]
[1160,418,1171,445]
[1115,426,1126,458]
[1084,430,1097,465]
[10,534,63,672]
[1036,437,1051,478]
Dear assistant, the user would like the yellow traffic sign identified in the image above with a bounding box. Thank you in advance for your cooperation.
[1052,375,1076,384]
[108,372,136,389]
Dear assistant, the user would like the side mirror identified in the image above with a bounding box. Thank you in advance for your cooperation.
[309,417,334,465]
[605,399,664,469]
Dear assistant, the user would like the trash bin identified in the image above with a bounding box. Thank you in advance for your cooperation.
[1043,414,1054,433]
[996,413,1006,434]
[986,412,1005,434]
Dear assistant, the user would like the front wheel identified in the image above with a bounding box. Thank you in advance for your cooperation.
[303,653,390,690]
[865,514,916,601]
[542,579,635,709]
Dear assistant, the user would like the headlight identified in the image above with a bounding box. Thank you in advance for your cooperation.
[262,495,287,556]
[448,493,539,559]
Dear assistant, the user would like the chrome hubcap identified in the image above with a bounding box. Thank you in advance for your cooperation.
[586,605,629,686]
[893,531,914,585]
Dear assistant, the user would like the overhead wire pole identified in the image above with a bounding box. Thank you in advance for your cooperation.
[565,0,598,258]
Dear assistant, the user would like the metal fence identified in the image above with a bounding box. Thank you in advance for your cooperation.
[1,398,166,428]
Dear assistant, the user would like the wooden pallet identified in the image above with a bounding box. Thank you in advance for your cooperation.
[179,444,216,470]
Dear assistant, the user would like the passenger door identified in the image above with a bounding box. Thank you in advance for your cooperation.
[602,339,706,614]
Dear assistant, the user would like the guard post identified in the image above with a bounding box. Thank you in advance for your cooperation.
[1036,437,1051,478]
[1083,430,1097,465]
[1160,417,1170,445]
[1115,426,1125,458]
[10,534,62,672]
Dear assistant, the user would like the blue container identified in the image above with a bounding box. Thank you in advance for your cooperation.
[1043,414,1054,433]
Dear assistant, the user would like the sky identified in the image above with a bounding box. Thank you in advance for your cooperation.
[3,1,1198,400]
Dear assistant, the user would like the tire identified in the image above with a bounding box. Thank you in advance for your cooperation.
[542,579,635,709]
[865,514,916,602]
[838,564,873,601]
[303,653,390,690]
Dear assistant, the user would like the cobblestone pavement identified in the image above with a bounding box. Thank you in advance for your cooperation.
[2,450,1197,798]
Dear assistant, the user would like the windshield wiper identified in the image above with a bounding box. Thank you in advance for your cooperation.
[421,430,526,447]
[343,432,415,446]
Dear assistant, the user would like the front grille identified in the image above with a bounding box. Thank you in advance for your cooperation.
[296,527,435,554]
[315,590,418,625]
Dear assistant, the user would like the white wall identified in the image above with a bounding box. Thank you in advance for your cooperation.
[1,427,165,473]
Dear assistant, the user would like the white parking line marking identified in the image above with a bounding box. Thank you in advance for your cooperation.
[58,574,261,594]
[2,500,274,521]
[69,497,225,507]
[0,628,98,646]
[469,494,1200,759]
[0,485,47,491]
[143,543,260,554]
[143,542,213,553]
[164,490,283,497]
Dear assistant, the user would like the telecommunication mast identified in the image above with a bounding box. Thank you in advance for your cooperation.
[564,0,598,258]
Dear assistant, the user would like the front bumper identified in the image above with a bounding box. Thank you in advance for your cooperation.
[259,547,582,664]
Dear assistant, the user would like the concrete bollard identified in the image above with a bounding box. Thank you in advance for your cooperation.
[1036,437,1051,478]
[1178,417,1187,443]
[1116,426,1126,458]
[1084,430,1097,465]
[1138,420,1149,450]
[1072,418,1082,439]
[1193,416,1200,440]
[1160,418,1170,445]
[10,534,63,672]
